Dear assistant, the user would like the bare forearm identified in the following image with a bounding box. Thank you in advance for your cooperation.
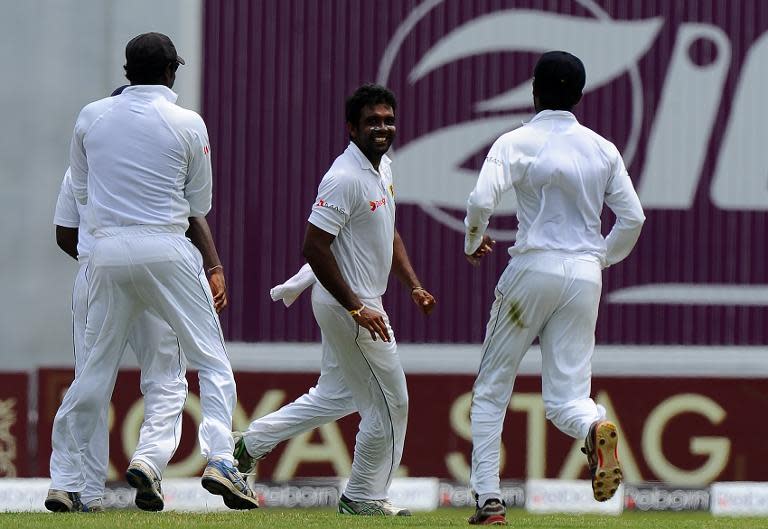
[303,224,362,310]
[392,230,421,290]
[187,216,222,271]
[303,243,361,311]
[55,226,79,260]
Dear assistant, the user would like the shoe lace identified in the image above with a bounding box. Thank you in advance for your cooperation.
[359,501,388,515]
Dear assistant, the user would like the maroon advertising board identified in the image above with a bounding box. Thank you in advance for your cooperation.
[35,369,767,483]
[0,373,28,477]
[202,1,768,345]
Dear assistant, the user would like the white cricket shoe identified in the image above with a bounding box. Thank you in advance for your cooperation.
[126,460,164,511]
[338,494,411,516]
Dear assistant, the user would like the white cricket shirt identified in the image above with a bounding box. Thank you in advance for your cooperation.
[53,168,93,262]
[69,85,212,233]
[465,110,645,267]
[308,142,396,300]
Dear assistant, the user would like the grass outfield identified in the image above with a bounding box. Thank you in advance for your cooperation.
[1,509,766,529]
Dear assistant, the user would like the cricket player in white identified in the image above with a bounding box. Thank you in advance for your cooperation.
[277,84,435,516]
[48,166,188,513]
[50,33,258,510]
[464,52,645,526]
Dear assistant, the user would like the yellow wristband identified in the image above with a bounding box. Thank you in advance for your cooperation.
[348,304,365,317]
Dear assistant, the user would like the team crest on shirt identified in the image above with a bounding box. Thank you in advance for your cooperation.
[369,196,387,212]
[389,184,395,197]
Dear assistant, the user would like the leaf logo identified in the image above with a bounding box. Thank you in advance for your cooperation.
[378,1,662,240]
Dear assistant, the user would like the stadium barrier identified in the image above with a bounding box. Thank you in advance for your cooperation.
[0,478,764,515]
[9,366,762,484]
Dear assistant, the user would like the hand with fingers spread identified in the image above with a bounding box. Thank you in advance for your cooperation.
[350,305,391,342]
[466,235,496,266]
[410,286,436,315]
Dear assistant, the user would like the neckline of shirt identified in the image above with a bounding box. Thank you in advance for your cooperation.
[121,84,179,104]
[347,141,391,177]
[528,109,577,124]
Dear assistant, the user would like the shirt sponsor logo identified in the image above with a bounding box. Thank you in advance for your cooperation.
[369,196,387,211]
[315,198,347,216]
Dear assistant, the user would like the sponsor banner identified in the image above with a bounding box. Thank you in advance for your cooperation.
[0,373,28,477]
[711,482,768,517]
[1,477,722,513]
[526,479,623,515]
[624,484,710,512]
[438,480,526,508]
[387,477,440,511]
[35,369,766,485]
[205,1,768,346]
[0,477,763,513]
[0,478,50,512]
[250,478,341,509]
[162,479,228,511]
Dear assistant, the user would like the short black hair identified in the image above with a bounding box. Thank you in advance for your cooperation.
[124,32,185,85]
[345,84,397,126]
[533,51,586,111]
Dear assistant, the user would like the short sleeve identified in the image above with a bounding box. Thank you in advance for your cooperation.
[53,168,80,228]
[184,116,213,217]
[308,172,354,236]
[69,111,89,205]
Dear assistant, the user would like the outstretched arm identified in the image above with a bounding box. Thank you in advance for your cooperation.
[392,230,436,315]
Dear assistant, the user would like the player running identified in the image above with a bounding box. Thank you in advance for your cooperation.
[464,51,645,525]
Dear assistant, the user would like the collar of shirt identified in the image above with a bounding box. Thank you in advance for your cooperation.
[121,84,179,104]
[527,109,577,124]
[347,141,391,176]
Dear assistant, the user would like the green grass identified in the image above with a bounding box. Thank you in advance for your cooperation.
[1,509,766,529]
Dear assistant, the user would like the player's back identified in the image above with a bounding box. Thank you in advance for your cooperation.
[75,85,210,231]
[510,110,620,260]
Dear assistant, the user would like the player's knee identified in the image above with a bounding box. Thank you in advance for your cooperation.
[390,392,408,421]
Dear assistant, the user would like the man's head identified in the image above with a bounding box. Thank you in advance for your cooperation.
[532,51,585,112]
[124,32,185,88]
[345,84,397,167]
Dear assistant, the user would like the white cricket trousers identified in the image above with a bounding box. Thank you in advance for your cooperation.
[471,251,606,502]
[243,339,356,459]
[50,262,187,503]
[50,226,236,493]
[310,287,408,501]
[50,263,188,503]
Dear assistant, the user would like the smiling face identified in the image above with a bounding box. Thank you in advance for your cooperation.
[348,103,396,169]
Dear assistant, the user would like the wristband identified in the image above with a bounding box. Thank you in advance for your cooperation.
[348,304,366,317]
[207,264,223,275]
